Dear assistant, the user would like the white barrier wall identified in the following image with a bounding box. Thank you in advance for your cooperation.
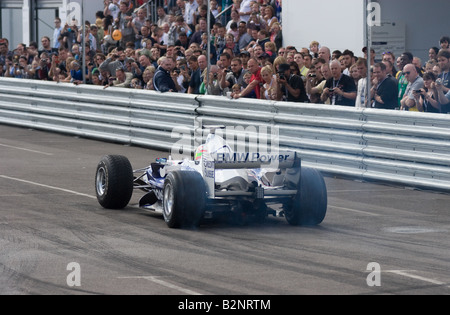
[1,77,450,191]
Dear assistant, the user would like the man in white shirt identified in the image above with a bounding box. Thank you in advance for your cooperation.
[53,18,63,49]
[239,0,253,23]
[184,0,199,26]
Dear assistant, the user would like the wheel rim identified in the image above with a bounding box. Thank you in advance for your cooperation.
[164,183,174,217]
[96,167,107,196]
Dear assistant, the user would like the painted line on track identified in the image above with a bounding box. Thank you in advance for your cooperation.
[0,143,54,156]
[118,276,203,295]
[328,205,380,216]
[386,270,450,288]
[0,175,96,199]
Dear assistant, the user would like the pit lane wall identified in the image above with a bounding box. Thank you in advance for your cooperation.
[1,77,450,191]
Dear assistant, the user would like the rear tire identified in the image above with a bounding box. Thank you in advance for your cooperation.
[284,167,327,226]
[95,155,133,209]
[163,171,206,228]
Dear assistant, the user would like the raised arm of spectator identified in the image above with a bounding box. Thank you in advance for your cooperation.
[234,78,258,99]
[435,82,450,105]
[219,68,229,90]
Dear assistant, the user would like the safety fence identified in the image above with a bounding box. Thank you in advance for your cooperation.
[1,78,450,191]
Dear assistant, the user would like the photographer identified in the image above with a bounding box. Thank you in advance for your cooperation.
[435,75,450,113]
[412,72,441,113]
[220,57,247,93]
[99,48,129,77]
[60,23,78,52]
[276,63,308,103]
[202,65,222,96]
[321,60,357,106]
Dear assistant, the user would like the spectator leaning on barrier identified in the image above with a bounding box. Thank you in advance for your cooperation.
[107,67,133,88]
[232,57,261,99]
[220,57,247,93]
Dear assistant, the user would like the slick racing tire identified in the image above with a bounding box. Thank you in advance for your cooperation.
[163,171,206,229]
[284,167,327,226]
[95,155,133,209]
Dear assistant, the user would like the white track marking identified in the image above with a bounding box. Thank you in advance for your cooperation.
[0,175,96,199]
[118,276,202,295]
[328,205,380,216]
[0,143,53,156]
[387,270,450,288]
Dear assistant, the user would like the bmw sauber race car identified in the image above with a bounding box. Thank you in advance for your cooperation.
[95,127,327,228]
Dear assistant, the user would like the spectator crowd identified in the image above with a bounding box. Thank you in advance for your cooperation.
[1,0,450,113]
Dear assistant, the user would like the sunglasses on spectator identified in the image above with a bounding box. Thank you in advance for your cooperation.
[403,71,411,75]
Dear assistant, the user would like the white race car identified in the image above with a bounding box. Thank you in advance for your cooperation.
[95,127,327,228]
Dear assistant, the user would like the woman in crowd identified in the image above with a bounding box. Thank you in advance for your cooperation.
[414,71,441,113]
[260,65,278,100]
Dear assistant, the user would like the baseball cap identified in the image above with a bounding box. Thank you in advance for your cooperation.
[240,51,250,57]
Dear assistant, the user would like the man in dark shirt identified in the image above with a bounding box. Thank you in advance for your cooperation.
[277,63,308,102]
[371,62,399,109]
[153,57,176,92]
[187,55,202,94]
[321,60,357,106]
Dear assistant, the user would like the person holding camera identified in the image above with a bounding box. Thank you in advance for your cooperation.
[200,65,222,96]
[400,63,424,111]
[276,63,308,103]
[321,60,357,106]
[435,74,450,113]
[220,57,246,93]
[412,71,442,113]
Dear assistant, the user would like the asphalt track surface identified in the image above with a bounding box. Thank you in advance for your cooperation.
[1,124,450,296]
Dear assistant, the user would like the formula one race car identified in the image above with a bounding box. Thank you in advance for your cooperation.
[95,127,327,228]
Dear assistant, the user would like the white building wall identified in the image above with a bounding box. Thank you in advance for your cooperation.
[283,0,365,57]
[283,0,450,63]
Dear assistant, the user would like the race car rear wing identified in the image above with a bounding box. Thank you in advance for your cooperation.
[213,151,299,170]
[202,151,300,198]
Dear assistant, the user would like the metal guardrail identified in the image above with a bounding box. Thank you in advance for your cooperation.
[1,78,450,191]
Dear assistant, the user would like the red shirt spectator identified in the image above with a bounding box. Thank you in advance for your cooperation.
[233,58,261,99]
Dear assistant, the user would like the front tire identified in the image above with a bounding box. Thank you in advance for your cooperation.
[95,155,133,209]
[284,167,327,226]
[163,171,206,228]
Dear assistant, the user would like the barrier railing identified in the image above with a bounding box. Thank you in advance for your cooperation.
[1,78,450,191]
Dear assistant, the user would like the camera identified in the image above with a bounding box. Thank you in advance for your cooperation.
[329,88,335,93]
[436,78,443,85]
[174,68,181,74]
[278,73,285,80]
[308,73,317,78]
[213,73,218,79]
[413,89,422,93]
